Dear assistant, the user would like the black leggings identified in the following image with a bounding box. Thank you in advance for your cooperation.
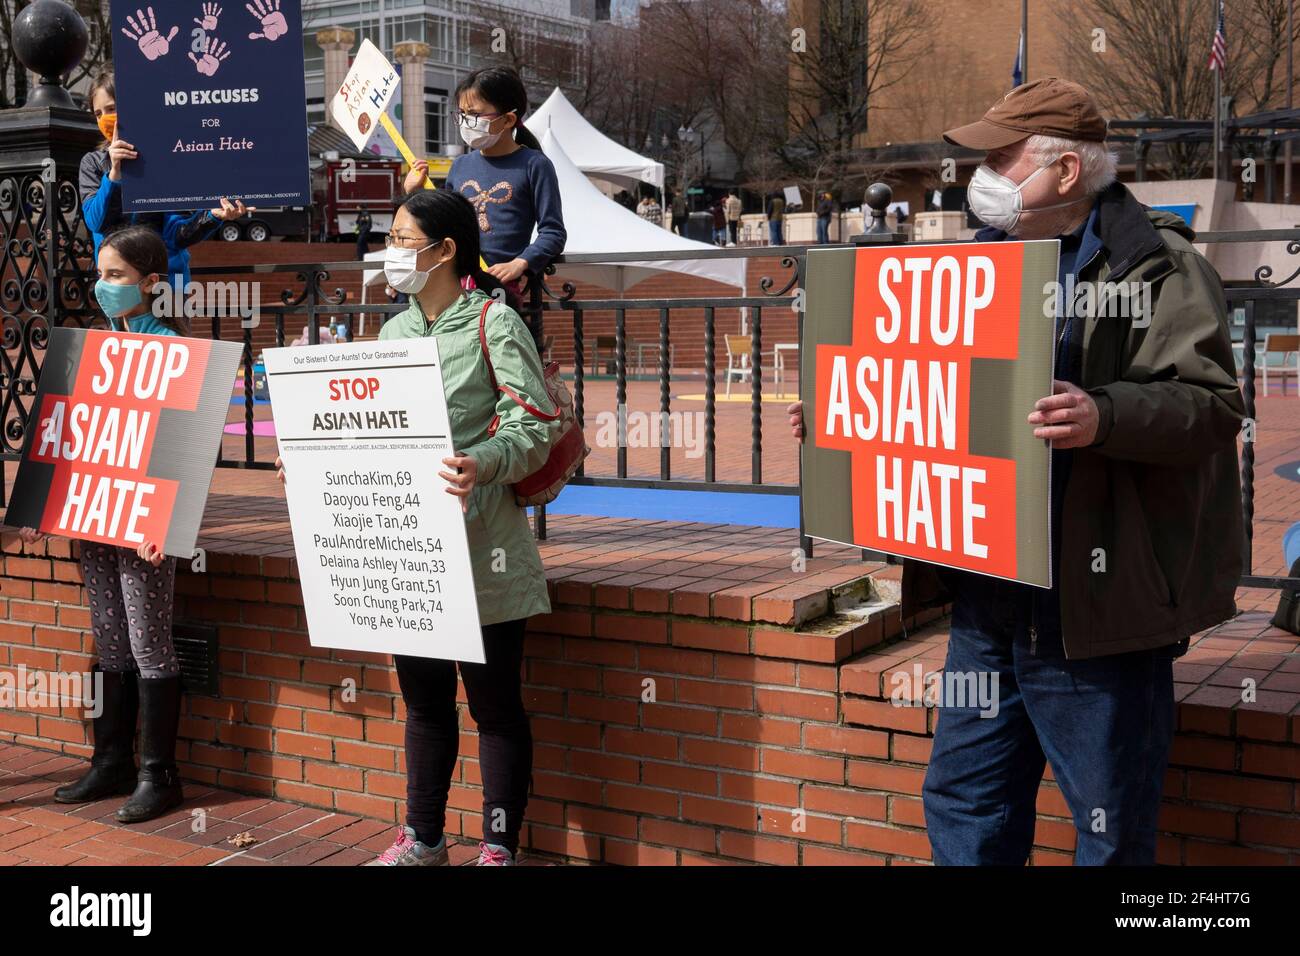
[393,618,532,855]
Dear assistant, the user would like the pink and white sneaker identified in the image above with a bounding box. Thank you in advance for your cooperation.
[476,841,516,866]
[368,825,449,866]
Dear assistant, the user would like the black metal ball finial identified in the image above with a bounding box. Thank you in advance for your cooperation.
[865,182,893,233]
[13,0,90,109]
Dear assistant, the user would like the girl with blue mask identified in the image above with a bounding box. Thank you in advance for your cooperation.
[21,225,189,824]
[93,225,189,337]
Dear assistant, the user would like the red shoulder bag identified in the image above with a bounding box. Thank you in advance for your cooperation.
[478,300,589,506]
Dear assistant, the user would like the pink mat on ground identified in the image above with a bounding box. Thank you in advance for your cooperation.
[225,420,276,437]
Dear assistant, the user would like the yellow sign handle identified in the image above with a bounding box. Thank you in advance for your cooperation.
[380,111,491,273]
[380,111,434,190]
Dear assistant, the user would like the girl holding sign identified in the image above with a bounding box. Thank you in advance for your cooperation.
[404,66,565,302]
[79,66,251,290]
[277,190,555,865]
[22,226,188,824]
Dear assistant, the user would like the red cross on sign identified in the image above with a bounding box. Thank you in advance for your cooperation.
[811,241,1045,582]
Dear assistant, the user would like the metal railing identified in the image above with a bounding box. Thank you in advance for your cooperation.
[1,167,1295,585]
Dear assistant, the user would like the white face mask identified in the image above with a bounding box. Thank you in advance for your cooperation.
[967,157,1081,234]
[384,241,444,294]
[458,112,510,150]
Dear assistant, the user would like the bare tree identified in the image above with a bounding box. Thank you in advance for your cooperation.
[647,0,788,185]
[784,0,931,199]
[576,19,665,156]
[1062,0,1300,178]
[465,0,589,98]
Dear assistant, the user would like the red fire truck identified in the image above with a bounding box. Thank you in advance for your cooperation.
[313,156,403,242]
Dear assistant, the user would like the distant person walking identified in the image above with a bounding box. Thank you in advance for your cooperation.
[816,191,834,244]
[355,206,372,261]
[766,191,785,246]
[670,191,687,234]
[724,189,742,245]
[709,198,727,246]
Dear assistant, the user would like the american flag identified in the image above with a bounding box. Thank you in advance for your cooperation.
[1208,0,1227,72]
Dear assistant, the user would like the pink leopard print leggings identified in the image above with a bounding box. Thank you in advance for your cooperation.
[80,542,180,679]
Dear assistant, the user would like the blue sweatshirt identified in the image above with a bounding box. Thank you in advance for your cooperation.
[446,147,566,272]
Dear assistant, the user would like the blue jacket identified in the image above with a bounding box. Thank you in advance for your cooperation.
[79,150,220,288]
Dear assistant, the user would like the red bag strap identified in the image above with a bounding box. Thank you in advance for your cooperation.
[478,299,561,421]
[477,299,498,390]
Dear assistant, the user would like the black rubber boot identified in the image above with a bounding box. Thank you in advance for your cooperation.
[54,669,138,803]
[116,676,184,823]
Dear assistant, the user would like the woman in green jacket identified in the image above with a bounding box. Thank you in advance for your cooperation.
[284,189,556,865]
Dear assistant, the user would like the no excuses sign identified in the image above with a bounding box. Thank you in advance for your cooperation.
[6,328,242,557]
[801,241,1058,587]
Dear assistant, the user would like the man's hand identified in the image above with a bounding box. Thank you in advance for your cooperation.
[438,454,478,513]
[275,455,286,486]
[18,527,46,546]
[1028,379,1099,448]
[786,400,804,439]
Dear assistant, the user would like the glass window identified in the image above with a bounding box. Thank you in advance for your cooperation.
[425,94,448,155]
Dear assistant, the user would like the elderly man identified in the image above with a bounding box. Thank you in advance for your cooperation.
[788,78,1243,865]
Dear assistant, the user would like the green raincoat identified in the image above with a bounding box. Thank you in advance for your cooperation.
[378,289,555,627]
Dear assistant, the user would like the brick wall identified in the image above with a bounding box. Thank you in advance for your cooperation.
[2,538,1295,865]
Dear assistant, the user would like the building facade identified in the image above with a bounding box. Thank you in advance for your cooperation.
[303,0,598,156]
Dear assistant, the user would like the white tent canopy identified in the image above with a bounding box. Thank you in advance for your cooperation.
[535,129,744,293]
[362,131,745,300]
[526,87,664,192]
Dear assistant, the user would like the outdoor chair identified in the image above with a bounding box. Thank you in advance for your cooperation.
[1262,333,1300,396]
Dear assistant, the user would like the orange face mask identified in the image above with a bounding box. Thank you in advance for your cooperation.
[97,112,117,141]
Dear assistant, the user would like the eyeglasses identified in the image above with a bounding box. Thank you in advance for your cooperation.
[384,233,432,248]
[451,109,513,128]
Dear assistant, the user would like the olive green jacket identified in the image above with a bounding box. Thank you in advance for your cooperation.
[379,289,555,626]
[906,182,1245,658]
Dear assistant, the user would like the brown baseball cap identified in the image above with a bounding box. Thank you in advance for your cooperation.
[943,77,1108,150]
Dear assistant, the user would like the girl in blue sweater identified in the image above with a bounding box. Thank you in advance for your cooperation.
[404,66,565,301]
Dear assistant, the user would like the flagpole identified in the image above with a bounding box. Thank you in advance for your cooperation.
[1285,0,1293,203]
[1213,0,1221,181]
[1021,0,1028,83]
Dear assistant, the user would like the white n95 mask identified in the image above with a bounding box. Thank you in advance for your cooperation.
[966,159,1080,234]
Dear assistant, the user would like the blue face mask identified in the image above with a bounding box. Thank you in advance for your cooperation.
[94,278,144,319]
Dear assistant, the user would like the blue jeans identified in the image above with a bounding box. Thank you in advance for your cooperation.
[768,220,783,245]
[816,216,830,243]
[921,573,1178,865]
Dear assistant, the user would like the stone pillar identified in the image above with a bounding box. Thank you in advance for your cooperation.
[316,26,356,129]
[394,41,431,156]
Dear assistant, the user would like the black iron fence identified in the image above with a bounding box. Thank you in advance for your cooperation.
[1,166,1296,586]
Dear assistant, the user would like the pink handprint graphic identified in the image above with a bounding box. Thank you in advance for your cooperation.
[246,0,287,41]
[189,35,231,76]
[121,7,179,61]
[193,3,223,31]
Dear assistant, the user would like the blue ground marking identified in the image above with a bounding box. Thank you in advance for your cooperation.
[534,484,800,528]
